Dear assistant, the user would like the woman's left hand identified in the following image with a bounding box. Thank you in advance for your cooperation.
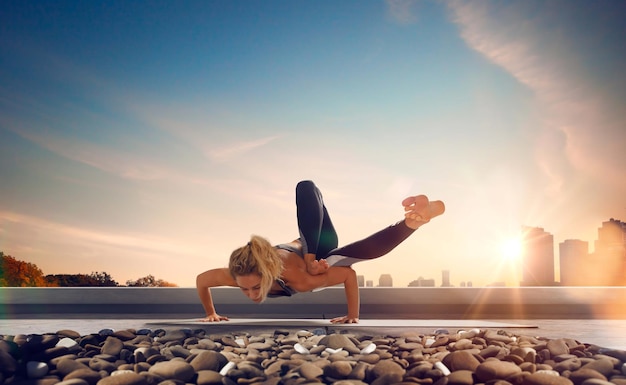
[307,258,329,275]
[330,315,359,324]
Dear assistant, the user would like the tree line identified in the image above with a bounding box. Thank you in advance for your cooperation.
[0,251,177,287]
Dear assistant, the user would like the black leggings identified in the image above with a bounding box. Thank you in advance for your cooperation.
[296,180,416,267]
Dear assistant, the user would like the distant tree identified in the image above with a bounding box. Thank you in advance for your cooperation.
[88,271,119,286]
[0,252,47,287]
[126,274,178,287]
[45,272,119,287]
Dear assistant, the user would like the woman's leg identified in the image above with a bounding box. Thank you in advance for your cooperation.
[296,180,338,259]
[323,221,416,267]
[322,195,445,267]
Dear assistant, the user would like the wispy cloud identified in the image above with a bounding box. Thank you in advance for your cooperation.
[0,210,191,256]
[447,0,626,193]
[205,135,282,162]
[10,123,172,181]
[385,0,420,24]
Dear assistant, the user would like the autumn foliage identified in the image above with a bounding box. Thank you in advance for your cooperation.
[0,252,177,287]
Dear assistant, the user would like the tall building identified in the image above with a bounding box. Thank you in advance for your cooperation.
[441,270,451,287]
[591,219,626,286]
[357,275,365,287]
[559,239,589,286]
[521,226,556,286]
[378,274,393,287]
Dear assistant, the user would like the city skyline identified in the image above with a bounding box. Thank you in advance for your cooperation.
[1,1,625,288]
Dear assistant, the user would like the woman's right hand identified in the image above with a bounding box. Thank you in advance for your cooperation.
[199,313,230,322]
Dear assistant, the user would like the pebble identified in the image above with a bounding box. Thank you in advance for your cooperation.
[0,328,623,385]
[26,361,49,378]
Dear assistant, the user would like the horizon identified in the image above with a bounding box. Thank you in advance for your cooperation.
[1,1,625,288]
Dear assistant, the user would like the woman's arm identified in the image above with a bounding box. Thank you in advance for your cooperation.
[289,266,360,323]
[195,268,237,322]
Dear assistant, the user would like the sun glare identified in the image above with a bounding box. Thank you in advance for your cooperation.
[500,237,523,261]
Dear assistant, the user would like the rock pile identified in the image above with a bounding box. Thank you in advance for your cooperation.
[1,327,625,385]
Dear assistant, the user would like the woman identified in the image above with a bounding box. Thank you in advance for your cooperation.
[196,180,445,324]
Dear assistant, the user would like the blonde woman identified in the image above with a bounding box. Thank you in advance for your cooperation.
[196,180,445,324]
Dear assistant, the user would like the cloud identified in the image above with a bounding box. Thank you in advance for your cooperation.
[10,124,172,181]
[385,0,419,24]
[447,0,626,193]
[205,135,282,162]
[0,210,192,257]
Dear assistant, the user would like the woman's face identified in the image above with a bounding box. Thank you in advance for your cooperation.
[235,274,263,303]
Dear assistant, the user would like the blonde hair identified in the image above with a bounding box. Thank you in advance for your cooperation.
[229,235,284,302]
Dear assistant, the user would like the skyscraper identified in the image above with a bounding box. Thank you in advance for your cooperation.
[521,226,556,286]
[559,239,588,285]
[441,270,451,287]
[591,219,626,286]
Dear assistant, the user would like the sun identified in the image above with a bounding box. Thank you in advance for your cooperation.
[500,237,523,261]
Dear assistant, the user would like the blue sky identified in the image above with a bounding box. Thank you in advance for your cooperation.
[1,0,625,287]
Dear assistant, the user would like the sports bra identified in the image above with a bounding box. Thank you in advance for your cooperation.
[267,243,303,298]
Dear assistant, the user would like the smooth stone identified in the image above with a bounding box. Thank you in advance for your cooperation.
[325,360,353,379]
[247,342,273,351]
[57,338,79,349]
[89,357,117,372]
[580,359,615,377]
[360,343,376,355]
[447,370,474,385]
[399,342,424,351]
[443,350,481,371]
[294,343,310,354]
[319,334,358,350]
[99,329,115,337]
[569,369,608,385]
[148,360,195,382]
[56,358,92,376]
[58,330,82,339]
[555,358,582,373]
[434,361,451,376]
[371,372,403,385]
[523,372,574,385]
[101,337,124,356]
[580,380,615,385]
[513,347,538,363]
[27,361,49,378]
[369,359,406,380]
[350,362,368,381]
[484,330,515,344]
[63,368,103,385]
[299,362,324,380]
[166,345,191,358]
[0,350,17,376]
[218,361,236,376]
[196,370,223,385]
[547,340,571,357]
[58,379,90,385]
[96,372,148,385]
[475,359,523,382]
[111,330,136,341]
[190,350,229,372]
[156,330,187,344]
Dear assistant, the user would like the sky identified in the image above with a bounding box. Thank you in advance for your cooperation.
[1,0,625,288]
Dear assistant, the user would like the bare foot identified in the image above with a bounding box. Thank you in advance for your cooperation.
[402,195,445,229]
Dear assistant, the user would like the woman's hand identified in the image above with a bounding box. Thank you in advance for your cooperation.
[307,258,330,275]
[330,315,359,324]
[199,313,229,322]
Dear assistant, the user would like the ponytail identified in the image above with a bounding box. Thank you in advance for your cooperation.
[229,235,283,302]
